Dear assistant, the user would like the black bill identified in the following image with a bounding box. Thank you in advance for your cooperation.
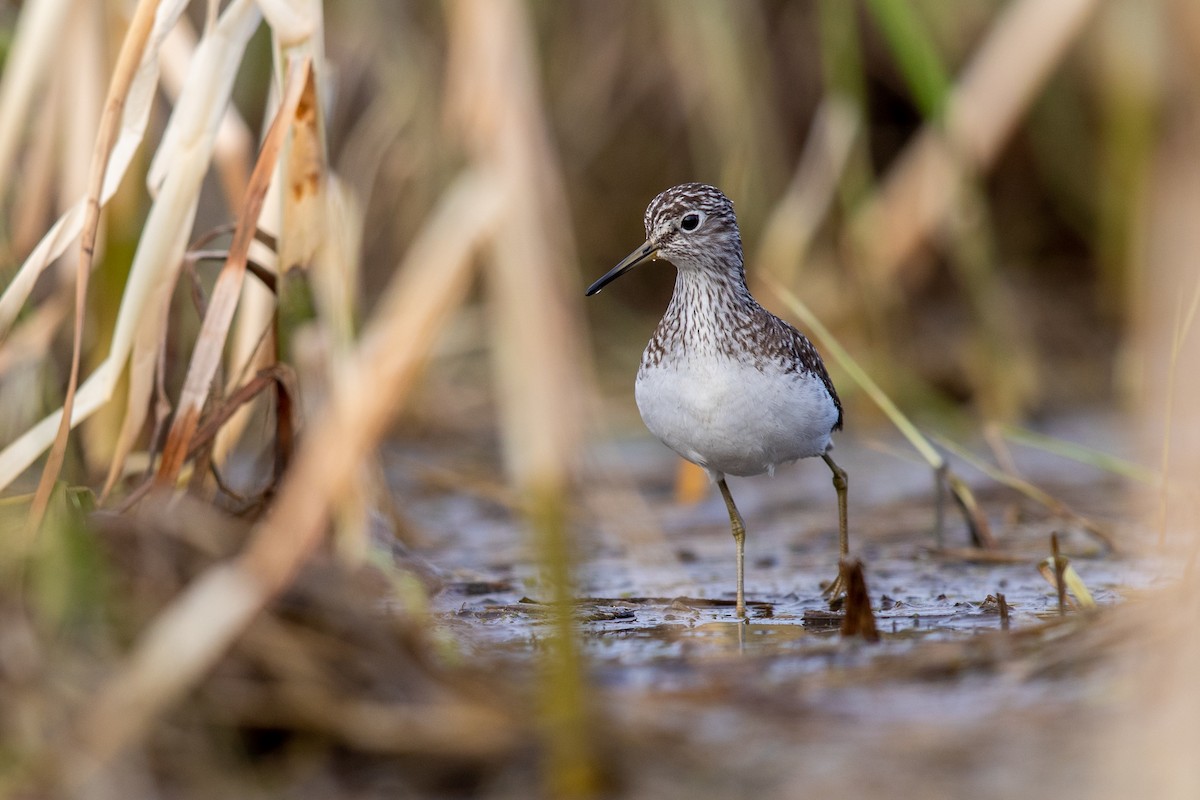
[585,240,657,296]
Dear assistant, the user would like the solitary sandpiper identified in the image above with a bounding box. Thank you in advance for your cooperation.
[586,183,849,616]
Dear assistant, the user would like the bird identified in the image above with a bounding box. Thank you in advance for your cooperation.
[585,182,849,617]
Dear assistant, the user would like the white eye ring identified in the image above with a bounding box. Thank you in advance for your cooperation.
[680,211,705,232]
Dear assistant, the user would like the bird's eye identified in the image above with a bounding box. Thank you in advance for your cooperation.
[681,212,702,232]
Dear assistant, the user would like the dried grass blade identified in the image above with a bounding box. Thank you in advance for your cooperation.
[1000,424,1156,484]
[751,96,861,288]
[159,17,254,209]
[154,58,312,488]
[70,171,503,775]
[0,0,189,337]
[0,0,74,201]
[0,0,259,492]
[25,0,163,533]
[765,277,993,546]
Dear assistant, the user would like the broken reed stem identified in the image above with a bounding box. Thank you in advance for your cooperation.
[153,57,311,488]
[25,0,162,533]
[933,433,1117,553]
[839,559,879,642]
[1036,532,1097,612]
[1052,533,1067,616]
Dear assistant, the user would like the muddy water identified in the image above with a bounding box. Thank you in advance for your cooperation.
[389,414,1171,798]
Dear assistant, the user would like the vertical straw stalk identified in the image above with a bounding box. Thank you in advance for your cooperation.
[0,0,75,207]
[445,0,598,793]
[26,0,163,532]
[1099,3,1200,789]
[655,1,785,228]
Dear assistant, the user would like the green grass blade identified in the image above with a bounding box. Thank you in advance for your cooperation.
[863,0,951,120]
[766,277,944,469]
[1000,424,1156,484]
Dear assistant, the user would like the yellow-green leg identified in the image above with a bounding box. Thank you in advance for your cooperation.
[821,453,850,600]
[717,477,747,617]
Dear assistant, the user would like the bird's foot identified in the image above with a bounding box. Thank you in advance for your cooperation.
[822,569,848,610]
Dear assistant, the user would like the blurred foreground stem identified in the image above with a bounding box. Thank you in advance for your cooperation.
[529,482,598,797]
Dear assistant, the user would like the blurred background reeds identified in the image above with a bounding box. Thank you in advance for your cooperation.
[0,0,1199,797]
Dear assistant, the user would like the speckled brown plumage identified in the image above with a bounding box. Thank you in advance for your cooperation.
[638,184,843,431]
[585,182,852,614]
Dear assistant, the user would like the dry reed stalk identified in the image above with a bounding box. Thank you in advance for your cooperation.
[10,80,59,256]
[159,17,254,210]
[444,0,589,494]
[851,0,1098,284]
[56,0,105,237]
[267,1,375,558]
[0,0,74,204]
[0,0,190,337]
[269,0,328,278]
[751,96,861,291]
[445,1,596,793]
[1098,4,1200,791]
[656,1,786,225]
[151,58,312,489]
[26,0,163,533]
[69,170,504,780]
[0,0,262,492]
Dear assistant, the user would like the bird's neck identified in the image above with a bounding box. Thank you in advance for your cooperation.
[665,261,756,326]
[643,261,761,366]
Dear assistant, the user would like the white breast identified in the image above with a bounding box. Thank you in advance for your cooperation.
[635,354,838,478]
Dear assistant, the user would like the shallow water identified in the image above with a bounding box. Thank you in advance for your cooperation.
[411,414,1162,645]
[387,414,1171,798]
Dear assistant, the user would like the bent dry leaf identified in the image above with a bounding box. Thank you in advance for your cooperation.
[153,58,312,489]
